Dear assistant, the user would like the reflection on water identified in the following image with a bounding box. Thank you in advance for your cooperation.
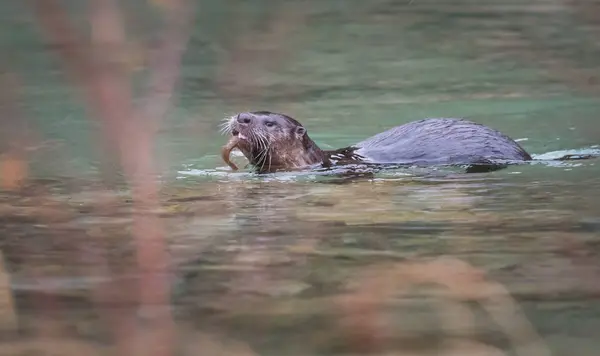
[1,0,600,355]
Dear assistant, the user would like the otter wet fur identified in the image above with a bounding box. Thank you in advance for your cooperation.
[220,111,533,174]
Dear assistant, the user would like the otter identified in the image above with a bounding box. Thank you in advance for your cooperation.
[220,111,532,174]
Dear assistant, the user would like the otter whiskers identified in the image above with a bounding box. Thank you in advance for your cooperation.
[218,116,234,135]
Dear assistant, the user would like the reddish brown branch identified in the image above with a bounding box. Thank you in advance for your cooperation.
[29,1,194,355]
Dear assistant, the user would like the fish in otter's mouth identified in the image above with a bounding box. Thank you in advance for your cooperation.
[218,116,241,170]
[218,114,260,171]
[220,135,240,171]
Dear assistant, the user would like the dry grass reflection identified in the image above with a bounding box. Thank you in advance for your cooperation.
[337,257,551,355]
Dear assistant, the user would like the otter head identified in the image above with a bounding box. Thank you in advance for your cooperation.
[222,111,325,173]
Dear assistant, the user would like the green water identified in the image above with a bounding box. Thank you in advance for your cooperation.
[1,1,600,355]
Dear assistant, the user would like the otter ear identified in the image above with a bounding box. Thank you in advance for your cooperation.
[295,126,306,136]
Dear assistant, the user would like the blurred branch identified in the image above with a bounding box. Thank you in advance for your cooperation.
[29,1,195,355]
[32,0,128,176]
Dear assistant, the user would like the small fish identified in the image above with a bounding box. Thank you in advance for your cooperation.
[221,136,240,170]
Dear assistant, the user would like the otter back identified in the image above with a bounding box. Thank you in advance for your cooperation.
[353,118,532,166]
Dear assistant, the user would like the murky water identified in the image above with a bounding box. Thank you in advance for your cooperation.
[1,1,600,355]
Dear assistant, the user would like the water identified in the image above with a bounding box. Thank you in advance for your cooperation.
[1,1,600,355]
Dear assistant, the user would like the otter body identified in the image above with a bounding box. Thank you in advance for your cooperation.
[222,111,531,174]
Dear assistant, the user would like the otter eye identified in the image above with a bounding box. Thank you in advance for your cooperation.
[296,127,306,135]
[265,121,275,128]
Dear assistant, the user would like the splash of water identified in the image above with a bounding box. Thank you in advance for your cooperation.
[531,145,600,161]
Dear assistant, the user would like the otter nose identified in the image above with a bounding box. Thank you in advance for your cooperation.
[236,113,252,125]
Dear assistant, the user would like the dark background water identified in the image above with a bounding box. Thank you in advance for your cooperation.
[1,1,600,355]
